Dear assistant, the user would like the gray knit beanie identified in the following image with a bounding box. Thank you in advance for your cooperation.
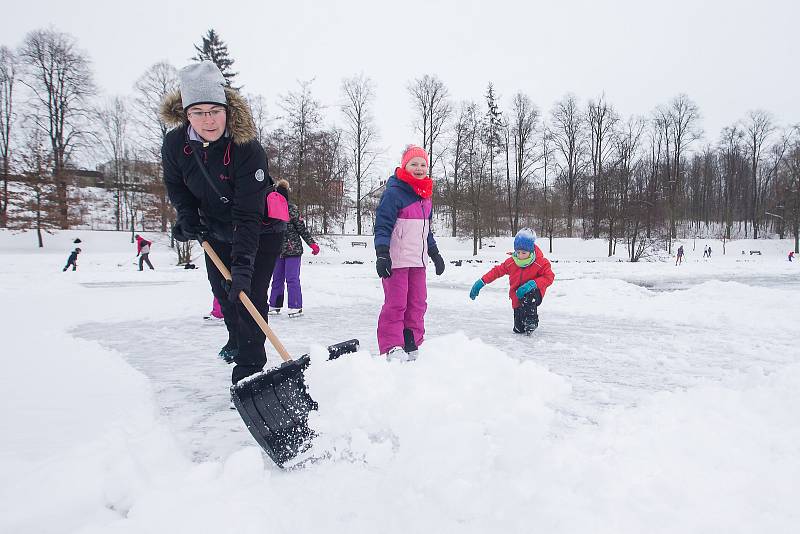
[179,62,227,110]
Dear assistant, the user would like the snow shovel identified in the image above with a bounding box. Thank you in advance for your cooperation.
[201,241,359,466]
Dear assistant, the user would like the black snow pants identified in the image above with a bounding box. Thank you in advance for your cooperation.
[204,233,283,384]
[139,253,154,270]
[513,289,541,334]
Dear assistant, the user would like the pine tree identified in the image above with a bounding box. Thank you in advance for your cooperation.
[484,83,504,192]
[192,29,239,88]
[484,83,503,154]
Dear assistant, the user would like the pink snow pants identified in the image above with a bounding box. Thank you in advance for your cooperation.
[377,267,427,354]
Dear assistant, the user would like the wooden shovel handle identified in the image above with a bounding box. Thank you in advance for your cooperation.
[201,240,292,362]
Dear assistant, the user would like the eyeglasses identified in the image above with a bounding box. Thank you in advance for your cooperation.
[187,108,226,119]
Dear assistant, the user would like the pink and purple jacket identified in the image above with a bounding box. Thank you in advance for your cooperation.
[374,175,438,268]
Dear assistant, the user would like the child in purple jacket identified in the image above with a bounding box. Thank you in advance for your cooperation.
[374,145,446,361]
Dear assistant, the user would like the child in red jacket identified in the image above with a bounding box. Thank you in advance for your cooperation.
[469,228,554,335]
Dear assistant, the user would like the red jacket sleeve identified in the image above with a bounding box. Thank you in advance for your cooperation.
[533,256,555,295]
[481,258,513,285]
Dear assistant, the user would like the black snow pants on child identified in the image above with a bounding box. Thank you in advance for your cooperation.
[63,253,78,271]
[513,289,541,335]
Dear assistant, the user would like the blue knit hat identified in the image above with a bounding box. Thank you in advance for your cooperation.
[514,228,536,252]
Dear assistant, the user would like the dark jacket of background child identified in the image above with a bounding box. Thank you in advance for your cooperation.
[281,204,316,258]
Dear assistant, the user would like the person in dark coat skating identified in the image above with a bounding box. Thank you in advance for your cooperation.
[160,61,286,384]
[268,179,319,318]
[62,247,81,271]
[676,245,685,266]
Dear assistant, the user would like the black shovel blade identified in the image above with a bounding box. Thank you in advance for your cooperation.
[327,338,359,360]
[231,354,317,467]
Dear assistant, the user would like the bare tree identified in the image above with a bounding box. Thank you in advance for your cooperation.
[0,46,16,227]
[18,28,96,228]
[444,102,472,237]
[719,124,745,239]
[133,61,178,233]
[408,74,451,171]
[247,93,270,149]
[0,46,17,227]
[265,127,290,182]
[341,74,379,235]
[782,126,800,253]
[586,94,618,238]
[742,110,776,239]
[462,103,490,254]
[14,127,58,246]
[664,94,702,240]
[550,94,586,237]
[540,126,557,252]
[133,61,178,149]
[280,79,322,210]
[613,116,645,259]
[509,91,540,234]
[307,128,349,233]
[757,132,789,235]
[97,97,129,231]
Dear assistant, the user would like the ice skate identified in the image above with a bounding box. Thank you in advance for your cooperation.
[203,314,225,325]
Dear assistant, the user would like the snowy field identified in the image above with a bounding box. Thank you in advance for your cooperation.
[1,228,798,534]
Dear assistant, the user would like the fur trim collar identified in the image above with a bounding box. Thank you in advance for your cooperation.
[159,87,257,145]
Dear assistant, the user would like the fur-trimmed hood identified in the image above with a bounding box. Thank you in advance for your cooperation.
[159,87,257,145]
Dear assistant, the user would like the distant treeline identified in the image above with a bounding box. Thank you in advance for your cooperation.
[0,28,798,258]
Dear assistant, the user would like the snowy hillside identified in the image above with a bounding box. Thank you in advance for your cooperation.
[0,229,798,534]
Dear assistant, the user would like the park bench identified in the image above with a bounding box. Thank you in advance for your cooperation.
[351,241,368,248]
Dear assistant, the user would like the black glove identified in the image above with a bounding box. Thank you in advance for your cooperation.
[172,216,208,243]
[376,246,392,278]
[429,247,445,276]
[222,272,252,303]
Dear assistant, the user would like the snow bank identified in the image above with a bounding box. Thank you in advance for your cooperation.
[45,337,800,534]
[305,332,570,467]
[0,324,187,534]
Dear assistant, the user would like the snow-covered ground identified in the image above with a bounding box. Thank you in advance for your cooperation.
[1,229,798,534]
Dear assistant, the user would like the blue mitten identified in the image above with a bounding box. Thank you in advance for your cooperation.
[469,279,485,300]
[515,279,538,299]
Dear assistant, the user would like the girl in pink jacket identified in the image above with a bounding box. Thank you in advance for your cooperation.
[374,146,445,360]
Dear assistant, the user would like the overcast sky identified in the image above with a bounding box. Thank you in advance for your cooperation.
[3,0,798,176]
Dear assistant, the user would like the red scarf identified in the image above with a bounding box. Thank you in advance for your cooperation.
[395,167,433,198]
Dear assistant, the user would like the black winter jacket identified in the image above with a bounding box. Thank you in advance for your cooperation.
[160,88,285,282]
[281,203,316,257]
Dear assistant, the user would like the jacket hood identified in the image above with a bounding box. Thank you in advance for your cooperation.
[159,87,257,145]
[387,175,411,192]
